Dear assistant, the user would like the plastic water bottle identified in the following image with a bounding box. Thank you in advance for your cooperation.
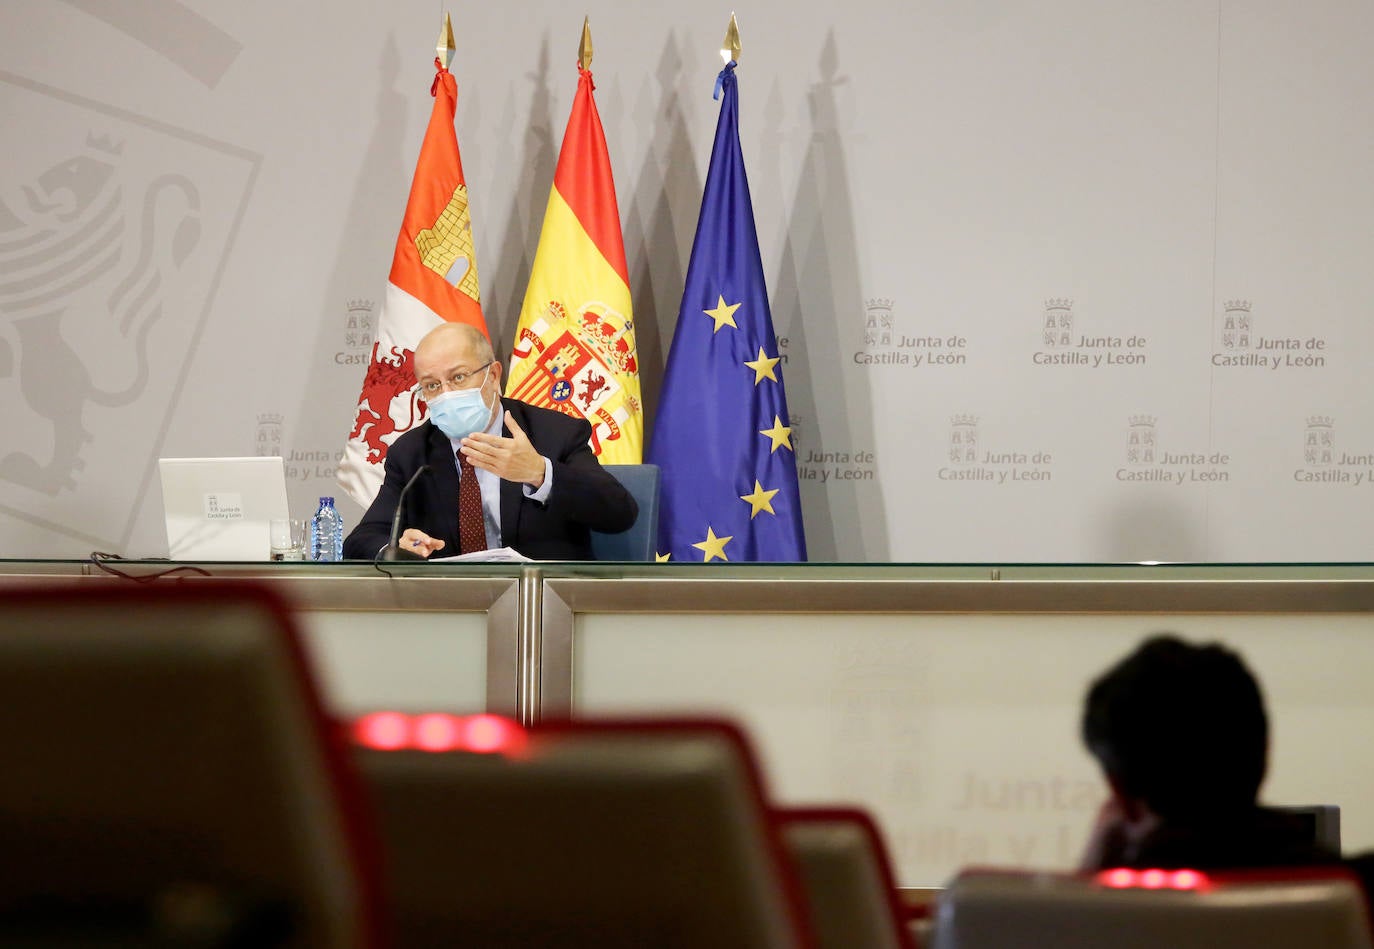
[309,496,344,562]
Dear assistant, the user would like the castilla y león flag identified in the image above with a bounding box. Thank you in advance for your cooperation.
[337,46,487,507]
[505,59,641,463]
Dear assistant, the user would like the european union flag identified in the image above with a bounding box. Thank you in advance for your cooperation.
[647,62,807,563]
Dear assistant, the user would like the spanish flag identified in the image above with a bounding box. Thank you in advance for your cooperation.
[338,31,487,507]
[505,47,641,463]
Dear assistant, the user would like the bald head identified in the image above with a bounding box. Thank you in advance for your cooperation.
[415,322,494,369]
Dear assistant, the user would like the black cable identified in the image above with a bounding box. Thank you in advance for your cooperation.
[89,552,214,583]
[371,549,398,578]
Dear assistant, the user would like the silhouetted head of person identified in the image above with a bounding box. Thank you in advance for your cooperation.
[1082,635,1268,823]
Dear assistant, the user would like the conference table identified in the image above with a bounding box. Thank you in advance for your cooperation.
[6,558,1374,887]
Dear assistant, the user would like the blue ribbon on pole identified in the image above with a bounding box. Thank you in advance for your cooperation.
[713,60,737,101]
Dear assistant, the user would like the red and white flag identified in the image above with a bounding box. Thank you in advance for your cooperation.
[337,38,486,507]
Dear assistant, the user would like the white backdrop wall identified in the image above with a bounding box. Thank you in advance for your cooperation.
[2,0,1372,562]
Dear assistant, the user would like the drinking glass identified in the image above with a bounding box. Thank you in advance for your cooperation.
[270,518,307,561]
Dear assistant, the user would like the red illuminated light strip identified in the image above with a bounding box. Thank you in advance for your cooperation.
[353,712,527,755]
[1097,868,1208,891]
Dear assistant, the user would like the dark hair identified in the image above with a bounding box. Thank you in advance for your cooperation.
[1081,635,1268,821]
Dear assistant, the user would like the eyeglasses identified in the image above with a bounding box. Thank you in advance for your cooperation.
[417,361,492,398]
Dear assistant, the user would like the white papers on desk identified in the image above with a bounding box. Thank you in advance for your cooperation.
[430,546,531,563]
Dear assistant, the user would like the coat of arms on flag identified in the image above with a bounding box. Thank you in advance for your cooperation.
[506,299,638,457]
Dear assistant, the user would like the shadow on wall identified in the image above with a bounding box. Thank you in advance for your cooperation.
[300,34,408,523]
[490,33,557,353]
[625,31,702,435]
[771,30,890,561]
[1097,497,1205,562]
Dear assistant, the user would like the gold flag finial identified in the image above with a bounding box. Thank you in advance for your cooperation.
[721,12,741,64]
[579,16,593,70]
[437,12,455,70]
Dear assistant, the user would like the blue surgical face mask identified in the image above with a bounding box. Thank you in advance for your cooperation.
[425,367,494,439]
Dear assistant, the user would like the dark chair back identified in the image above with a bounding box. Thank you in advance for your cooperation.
[930,867,1374,949]
[356,715,814,948]
[778,807,916,949]
[0,583,382,948]
[591,463,661,561]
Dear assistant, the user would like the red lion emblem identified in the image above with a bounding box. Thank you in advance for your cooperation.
[578,370,609,410]
[350,342,420,463]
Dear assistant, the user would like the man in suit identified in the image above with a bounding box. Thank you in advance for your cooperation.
[342,322,636,561]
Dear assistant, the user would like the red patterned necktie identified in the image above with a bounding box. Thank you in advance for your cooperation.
[456,449,488,554]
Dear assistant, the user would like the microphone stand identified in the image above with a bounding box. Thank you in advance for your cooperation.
[380,464,432,561]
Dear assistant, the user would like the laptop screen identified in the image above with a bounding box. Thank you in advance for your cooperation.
[158,457,290,560]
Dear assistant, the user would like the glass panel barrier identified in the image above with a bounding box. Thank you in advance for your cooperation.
[542,564,1374,887]
[0,560,523,718]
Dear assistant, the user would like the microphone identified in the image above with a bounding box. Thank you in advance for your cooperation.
[381,464,432,561]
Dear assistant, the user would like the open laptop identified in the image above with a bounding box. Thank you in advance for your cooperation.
[158,457,290,560]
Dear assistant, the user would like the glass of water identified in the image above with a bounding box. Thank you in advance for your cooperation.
[269,518,307,561]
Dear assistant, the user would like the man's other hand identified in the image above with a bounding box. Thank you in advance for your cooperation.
[461,412,547,487]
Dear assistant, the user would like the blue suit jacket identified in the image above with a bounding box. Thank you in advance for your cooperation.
[343,399,636,560]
